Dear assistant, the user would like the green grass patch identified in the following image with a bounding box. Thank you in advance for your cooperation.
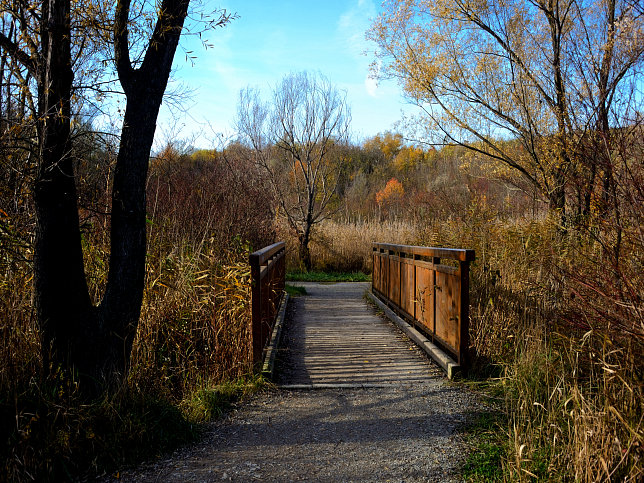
[462,411,507,482]
[182,376,265,422]
[285,284,307,296]
[286,270,371,282]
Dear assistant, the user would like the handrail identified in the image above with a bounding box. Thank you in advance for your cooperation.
[372,242,474,368]
[251,241,286,267]
[373,242,475,262]
[249,241,286,365]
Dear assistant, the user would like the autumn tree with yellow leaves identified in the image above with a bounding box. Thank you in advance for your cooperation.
[368,0,643,225]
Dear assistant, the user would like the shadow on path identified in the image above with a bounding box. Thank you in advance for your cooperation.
[275,282,442,386]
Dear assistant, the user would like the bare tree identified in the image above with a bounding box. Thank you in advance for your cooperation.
[236,72,351,270]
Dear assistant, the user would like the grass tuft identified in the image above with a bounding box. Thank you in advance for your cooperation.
[462,410,507,482]
[286,270,371,282]
[182,376,265,422]
[285,284,307,296]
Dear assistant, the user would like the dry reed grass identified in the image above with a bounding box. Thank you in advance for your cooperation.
[279,218,422,272]
[291,208,642,481]
[0,148,274,480]
[0,262,39,394]
[130,238,253,401]
[423,209,642,481]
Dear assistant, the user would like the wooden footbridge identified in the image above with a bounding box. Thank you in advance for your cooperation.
[116,242,478,481]
[249,242,475,382]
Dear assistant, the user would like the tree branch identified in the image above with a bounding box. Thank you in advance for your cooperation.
[114,0,134,93]
[0,33,36,77]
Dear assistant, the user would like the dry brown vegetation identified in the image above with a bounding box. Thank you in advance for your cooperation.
[1,119,642,481]
[282,211,642,480]
[0,144,274,480]
[277,129,643,481]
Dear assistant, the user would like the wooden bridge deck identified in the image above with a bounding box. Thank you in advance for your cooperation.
[275,282,442,386]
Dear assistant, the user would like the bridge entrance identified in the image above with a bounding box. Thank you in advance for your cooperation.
[274,282,442,388]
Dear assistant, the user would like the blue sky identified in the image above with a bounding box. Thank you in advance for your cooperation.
[155,0,411,148]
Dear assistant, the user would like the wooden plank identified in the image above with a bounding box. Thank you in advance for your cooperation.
[250,252,262,363]
[400,259,415,318]
[371,242,473,369]
[434,271,460,354]
[373,242,475,262]
[459,261,470,367]
[261,270,272,346]
[388,257,400,308]
[373,252,382,294]
[252,241,285,265]
[249,241,286,365]
[415,266,434,334]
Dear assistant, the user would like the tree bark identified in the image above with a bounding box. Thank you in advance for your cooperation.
[299,229,312,272]
[95,87,168,388]
[31,0,191,395]
[34,0,95,382]
[87,0,191,390]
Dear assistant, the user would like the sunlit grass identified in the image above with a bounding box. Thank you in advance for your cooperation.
[286,270,371,282]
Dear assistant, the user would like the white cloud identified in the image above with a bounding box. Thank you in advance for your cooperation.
[337,0,377,59]
[365,76,379,97]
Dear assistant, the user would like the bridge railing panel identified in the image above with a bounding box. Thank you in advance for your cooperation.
[400,257,415,317]
[249,241,286,365]
[372,243,474,367]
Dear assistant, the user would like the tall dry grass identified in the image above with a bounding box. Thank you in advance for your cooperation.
[0,243,38,396]
[130,238,253,401]
[306,202,642,481]
[279,218,422,272]
[0,147,275,480]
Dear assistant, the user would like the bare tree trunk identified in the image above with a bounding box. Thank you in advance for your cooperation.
[34,0,95,383]
[83,0,191,391]
[299,228,312,271]
[95,84,168,388]
[31,0,193,395]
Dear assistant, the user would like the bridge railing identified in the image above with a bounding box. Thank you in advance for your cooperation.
[372,243,475,367]
[249,241,286,365]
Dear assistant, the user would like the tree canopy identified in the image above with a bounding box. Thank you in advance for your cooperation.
[368,0,644,220]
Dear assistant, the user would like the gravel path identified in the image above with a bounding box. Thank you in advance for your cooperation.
[112,283,478,482]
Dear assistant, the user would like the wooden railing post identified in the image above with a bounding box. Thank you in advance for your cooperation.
[398,248,402,309]
[371,242,474,371]
[432,256,439,344]
[459,260,471,368]
[249,242,286,367]
[249,251,263,365]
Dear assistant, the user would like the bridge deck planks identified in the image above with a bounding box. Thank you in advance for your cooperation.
[275,282,441,386]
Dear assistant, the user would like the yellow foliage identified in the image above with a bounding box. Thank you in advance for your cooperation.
[393,145,425,172]
[363,132,403,160]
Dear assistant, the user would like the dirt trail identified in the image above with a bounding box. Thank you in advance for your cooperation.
[114,283,477,482]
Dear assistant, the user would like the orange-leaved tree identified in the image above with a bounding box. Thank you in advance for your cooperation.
[376,178,405,218]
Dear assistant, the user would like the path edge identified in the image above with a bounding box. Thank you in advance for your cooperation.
[367,291,461,379]
[262,292,289,379]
